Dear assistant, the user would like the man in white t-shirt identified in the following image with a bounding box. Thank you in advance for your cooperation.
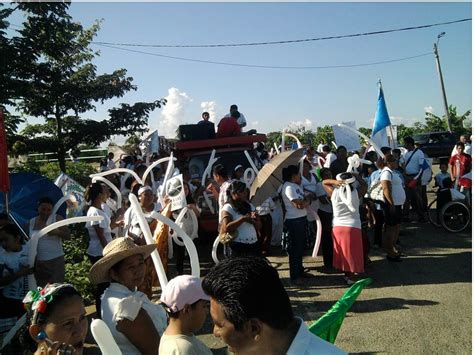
[401,137,426,222]
[323,146,336,168]
[224,104,247,128]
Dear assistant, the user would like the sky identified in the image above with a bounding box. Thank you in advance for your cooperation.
[7,2,472,141]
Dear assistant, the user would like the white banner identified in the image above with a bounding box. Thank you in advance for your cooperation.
[332,121,361,152]
[165,174,186,211]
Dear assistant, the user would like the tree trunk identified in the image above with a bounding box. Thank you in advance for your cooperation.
[55,111,66,173]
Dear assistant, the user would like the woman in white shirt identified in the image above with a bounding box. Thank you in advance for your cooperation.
[85,182,113,317]
[220,180,261,256]
[323,172,367,285]
[381,154,407,262]
[282,165,311,285]
[90,237,167,355]
[302,160,319,248]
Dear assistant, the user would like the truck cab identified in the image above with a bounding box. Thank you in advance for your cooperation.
[175,132,267,237]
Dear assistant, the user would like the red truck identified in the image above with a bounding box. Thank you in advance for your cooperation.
[175,133,267,237]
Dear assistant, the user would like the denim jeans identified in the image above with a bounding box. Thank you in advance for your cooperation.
[284,216,308,281]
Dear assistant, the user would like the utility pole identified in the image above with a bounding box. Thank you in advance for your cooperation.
[433,32,453,133]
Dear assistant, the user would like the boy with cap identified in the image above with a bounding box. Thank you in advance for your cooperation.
[159,275,212,355]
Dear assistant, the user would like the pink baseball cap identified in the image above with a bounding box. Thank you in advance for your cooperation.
[160,275,210,313]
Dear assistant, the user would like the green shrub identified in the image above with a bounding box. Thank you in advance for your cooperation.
[63,224,94,305]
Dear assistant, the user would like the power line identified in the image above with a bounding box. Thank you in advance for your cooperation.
[93,18,471,48]
[94,43,433,70]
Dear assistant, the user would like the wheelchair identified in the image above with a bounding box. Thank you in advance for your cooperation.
[428,188,471,233]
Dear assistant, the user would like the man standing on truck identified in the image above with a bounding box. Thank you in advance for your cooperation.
[224,104,247,128]
[216,111,242,138]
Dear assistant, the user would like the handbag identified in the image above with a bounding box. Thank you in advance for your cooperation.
[403,149,421,188]
[368,170,392,202]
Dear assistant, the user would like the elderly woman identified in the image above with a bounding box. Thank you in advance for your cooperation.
[220,180,261,256]
[381,154,406,261]
[18,283,88,355]
[323,172,367,285]
[90,237,167,355]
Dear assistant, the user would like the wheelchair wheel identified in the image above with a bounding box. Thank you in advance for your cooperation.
[440,201,471,233]
[427,199,441,228]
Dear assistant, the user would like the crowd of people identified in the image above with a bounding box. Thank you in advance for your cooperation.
[0,126,471,354]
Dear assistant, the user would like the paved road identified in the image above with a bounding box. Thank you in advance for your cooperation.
[196,200,472,354]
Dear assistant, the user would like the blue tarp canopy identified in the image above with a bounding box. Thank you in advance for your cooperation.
[0,172,66,227]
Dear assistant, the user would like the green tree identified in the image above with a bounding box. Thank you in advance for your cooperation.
[424,105,471,138]
[313,125,335,148]
[8,3,165,172]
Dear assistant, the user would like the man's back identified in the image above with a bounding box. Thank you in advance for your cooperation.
[216,116,241,138]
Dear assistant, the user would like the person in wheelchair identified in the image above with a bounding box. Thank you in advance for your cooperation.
[436,178,466,223]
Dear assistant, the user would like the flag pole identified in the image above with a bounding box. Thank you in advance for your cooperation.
[378,80,396,149]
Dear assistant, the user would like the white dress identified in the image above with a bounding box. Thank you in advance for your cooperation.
[101,282,168,355]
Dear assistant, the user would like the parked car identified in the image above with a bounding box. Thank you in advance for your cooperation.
[413,131,457,158]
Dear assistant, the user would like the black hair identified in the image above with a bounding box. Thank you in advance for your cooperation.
[322,145,331,153]
[38,197,54,207]
[231,110,241,119]
[404,137,415,146]
[202,256,293,331]
[202,111,209,118]
[19,285,82,352]
[456,141,465,149]
[230,104,238,111]
[392,148,401,155]
[319,167,332,180]
[226,180,251,215]
[282,165,299,182]
[166,299,200,319]
[0,223,24,244]
[381,146,392,155]
[336,145,347,154]
[212,164,228,179]
[339,172,353,180]
[84,182,103,203]
[365,151,379,163]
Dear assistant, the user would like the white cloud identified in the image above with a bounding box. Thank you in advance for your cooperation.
[155,87,193,138]
[389,115,419,126]
[424,106,433,114]
[200,101,217,123]
[286,118,313,131]
[249,120,259,128]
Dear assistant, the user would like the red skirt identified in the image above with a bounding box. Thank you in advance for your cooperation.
[332,226,364,273]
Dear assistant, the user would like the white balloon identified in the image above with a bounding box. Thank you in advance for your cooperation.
[129,194,169,289]
[273,143,280,155]
[211,235,221,264]
[243,168,255,187]
[91,168,142,185]
[201,150,219,214]
[92,176,122,210]
[148,211,200,279]
[91,319,122,355]
[311,208,323,258]
[283,133,303,149]
[172,207,198,246]
[28,216,103,290]
[141,156,177,189]
[244,150,259,174]
[47,193,76,225]
[161,152,175,199]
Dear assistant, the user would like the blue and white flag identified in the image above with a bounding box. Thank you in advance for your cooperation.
[371,84,392,149]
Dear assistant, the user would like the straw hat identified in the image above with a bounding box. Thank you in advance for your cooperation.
[89,237,157,284]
